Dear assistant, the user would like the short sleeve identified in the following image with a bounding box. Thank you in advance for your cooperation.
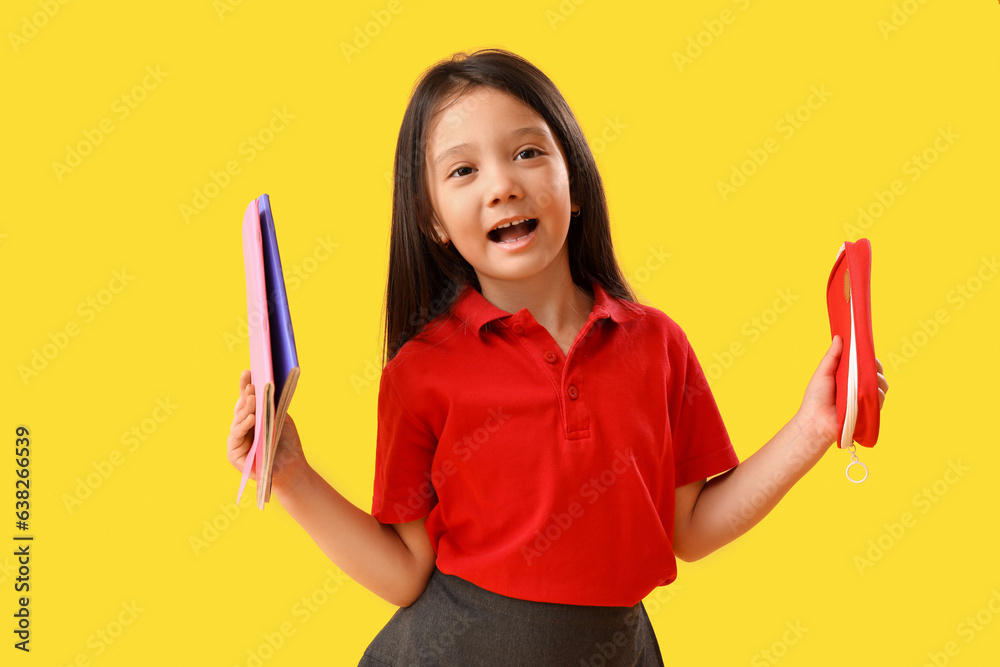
[370,367,439,523]
[668,333,740,488]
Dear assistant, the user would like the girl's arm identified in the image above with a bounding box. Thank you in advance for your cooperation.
[227,371,436,607]
[273,460,437,608]
[672,336,888,561]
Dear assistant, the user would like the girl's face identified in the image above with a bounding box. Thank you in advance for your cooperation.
[423,86,577,289]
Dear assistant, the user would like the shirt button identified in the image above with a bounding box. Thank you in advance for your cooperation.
[567,384,579,400]
[512,322,524,334]
[544,351,557,363]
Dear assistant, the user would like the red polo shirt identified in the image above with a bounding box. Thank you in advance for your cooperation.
[371,281,739,607]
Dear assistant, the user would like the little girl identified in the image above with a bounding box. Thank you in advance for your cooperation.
[227,48,887,666]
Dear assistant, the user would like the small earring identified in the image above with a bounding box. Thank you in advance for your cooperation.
[571,206,581,218]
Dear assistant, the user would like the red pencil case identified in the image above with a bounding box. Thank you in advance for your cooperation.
[826,239,880,450]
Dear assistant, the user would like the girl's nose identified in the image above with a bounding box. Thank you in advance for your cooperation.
[486,162,524,206]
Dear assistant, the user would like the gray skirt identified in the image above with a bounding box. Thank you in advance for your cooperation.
[359,568,665,666]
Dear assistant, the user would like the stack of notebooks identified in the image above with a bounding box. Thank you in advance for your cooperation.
[238,193,300,509]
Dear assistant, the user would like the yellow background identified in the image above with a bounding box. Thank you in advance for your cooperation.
[4,0,999,665]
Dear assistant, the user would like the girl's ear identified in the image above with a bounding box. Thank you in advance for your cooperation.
[430,213,449,245]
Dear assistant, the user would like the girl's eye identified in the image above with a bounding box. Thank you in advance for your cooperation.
[448,149,542,178]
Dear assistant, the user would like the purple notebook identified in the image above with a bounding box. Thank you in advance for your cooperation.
[258,194,299,404]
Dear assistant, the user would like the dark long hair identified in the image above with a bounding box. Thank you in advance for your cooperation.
[382,48,638,364]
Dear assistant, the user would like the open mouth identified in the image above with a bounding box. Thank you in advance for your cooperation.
[488,218,538,244]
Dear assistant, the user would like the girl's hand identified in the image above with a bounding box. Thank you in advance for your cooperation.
[226,369,310,493]
[793,336,889,451]
[226,369,257,474]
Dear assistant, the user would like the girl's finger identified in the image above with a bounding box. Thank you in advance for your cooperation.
[239,369,251,391]
[232,391,254,421]
[877,372,888,396]
[229,410,255,443]
[812,335,843,380]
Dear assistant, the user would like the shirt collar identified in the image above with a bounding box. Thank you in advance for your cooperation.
[450,280,644,336]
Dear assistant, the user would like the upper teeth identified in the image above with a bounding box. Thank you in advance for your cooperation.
[494,218,531,231]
